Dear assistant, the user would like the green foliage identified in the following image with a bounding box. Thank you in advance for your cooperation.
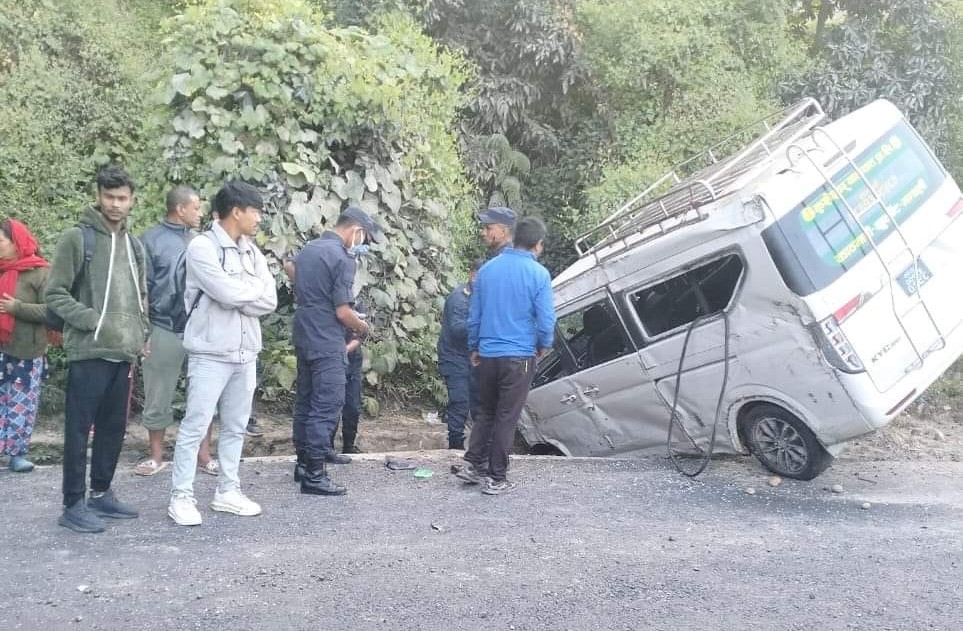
[0,0,169,253]
[157,0,473,402]
[574,0,807,228]
[785,0,961,161]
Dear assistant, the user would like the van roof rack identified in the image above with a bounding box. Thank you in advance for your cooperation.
[574,98,827,257]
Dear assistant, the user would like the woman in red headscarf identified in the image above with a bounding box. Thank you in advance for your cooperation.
[0,219,50,472]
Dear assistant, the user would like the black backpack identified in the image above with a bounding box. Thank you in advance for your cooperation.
[173,230,225,331]
[46,224,145,332]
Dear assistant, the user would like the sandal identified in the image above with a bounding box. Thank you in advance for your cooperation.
[198,460,220,476]
[134,459,169,476]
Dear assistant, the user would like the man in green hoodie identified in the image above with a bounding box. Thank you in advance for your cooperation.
[46,165,149,534]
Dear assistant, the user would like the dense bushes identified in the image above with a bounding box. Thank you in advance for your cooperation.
[156,0,473,403]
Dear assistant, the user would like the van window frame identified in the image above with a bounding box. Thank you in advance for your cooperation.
[532,291,636,389]
[619,249,747,344]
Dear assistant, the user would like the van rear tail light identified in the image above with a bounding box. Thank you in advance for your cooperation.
[817,316,865,373]
[947,198,963,218]
[832,293,869,325]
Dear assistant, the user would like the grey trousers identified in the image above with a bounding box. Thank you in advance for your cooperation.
[141,325,186,431]
[171,356,255,498]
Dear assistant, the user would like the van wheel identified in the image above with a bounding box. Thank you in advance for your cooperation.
[740,404,833,481]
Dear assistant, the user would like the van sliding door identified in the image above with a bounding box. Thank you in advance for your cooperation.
[626,253,745,452]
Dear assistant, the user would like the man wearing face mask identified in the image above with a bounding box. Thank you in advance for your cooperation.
[291,206,382,495]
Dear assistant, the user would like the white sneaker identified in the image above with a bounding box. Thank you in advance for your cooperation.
[168,494,202,526]
[210,489,262,517]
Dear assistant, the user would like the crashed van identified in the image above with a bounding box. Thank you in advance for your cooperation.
[518,98,963,480]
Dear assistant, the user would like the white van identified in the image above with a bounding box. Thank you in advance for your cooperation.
[519,98,963,479]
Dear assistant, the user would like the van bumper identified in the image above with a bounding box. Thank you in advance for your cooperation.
[843,319,963,429]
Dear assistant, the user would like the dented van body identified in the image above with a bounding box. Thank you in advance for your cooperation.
[518,99,963,480]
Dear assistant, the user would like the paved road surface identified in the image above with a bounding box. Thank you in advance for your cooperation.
[2,453,961,630]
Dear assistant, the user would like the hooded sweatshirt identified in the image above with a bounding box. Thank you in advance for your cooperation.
[45,206,149,362]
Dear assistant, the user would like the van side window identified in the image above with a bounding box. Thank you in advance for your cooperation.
[533,299,632,388]
[560,301,631,370]
[630,254,744,337]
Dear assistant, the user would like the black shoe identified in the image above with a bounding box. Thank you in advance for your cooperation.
[293,450,306,482]
[245,418,264,437]
[455,462,483,485]
[300,461,347,496]
[87,490,139,519]
[342,444,363,454]
[58,500,106,533]
[448,438,465,450]
[324,453,352,465]
[482,477,517,495]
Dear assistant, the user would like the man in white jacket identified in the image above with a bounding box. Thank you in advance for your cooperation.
[168,181,277,526]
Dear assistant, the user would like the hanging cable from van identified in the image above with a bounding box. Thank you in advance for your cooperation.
[666,311,731,477]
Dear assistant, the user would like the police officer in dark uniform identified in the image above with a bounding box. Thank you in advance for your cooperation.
[438,259,484,450]
[291,206,381,496]
[478,207,516,257]
[339,298,367,454]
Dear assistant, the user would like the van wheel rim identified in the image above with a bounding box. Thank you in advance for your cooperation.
[753,417,808,474]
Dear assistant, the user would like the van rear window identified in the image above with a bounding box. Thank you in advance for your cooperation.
[762,121,945,296]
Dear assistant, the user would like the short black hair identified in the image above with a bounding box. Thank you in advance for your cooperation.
[513,216,547,250]
[211,180,262,218]
[97,165,136,193]
[166,185,198,215]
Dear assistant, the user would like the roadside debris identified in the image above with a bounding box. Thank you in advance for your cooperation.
[831,484,845,494]
[745,486,756,495]
[384,456,416,471]
[414,468,434,479]
[767,475,783,487]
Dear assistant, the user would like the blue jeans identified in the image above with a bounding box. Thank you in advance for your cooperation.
[293,348,346,460]
[171,357,256,498]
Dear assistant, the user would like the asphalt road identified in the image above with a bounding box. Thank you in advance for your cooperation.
[1,452,961,630]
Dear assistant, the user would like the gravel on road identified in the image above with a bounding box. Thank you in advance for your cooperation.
[2,453,961,631]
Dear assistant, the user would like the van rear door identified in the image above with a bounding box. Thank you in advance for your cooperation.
[763,116,962,393]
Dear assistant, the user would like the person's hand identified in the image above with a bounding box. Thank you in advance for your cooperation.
[355,318,370,336]
[141,337,151,358]
[0,292,17,314]
[536,348,549,360]
[470,351,480,367]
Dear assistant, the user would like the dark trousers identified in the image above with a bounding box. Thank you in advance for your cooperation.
[293,348,346,460]
[337,350,363,448]
[464,356,535,482]
[443,369,471,446]
[62,359,132,507]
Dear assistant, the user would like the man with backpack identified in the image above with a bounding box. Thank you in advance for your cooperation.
[134,186,218,477]
[46,165,150,534]
[167,181,277,526]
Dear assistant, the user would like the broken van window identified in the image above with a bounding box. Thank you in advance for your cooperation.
[630,254,744,337]
[534,300,632,387]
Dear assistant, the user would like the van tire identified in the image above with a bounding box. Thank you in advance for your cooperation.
[739,404,833,481]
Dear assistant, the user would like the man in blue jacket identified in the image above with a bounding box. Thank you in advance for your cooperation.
[457,217,556,495]
[437,258,484,450]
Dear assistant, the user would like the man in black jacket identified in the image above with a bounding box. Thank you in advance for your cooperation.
[135,186,217,477]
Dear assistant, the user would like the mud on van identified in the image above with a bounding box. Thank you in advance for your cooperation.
[518,98,963,480]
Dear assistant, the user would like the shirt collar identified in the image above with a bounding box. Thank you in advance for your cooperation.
[210,221,251,253]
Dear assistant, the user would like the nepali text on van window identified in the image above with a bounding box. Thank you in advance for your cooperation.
[763,121,946,296]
